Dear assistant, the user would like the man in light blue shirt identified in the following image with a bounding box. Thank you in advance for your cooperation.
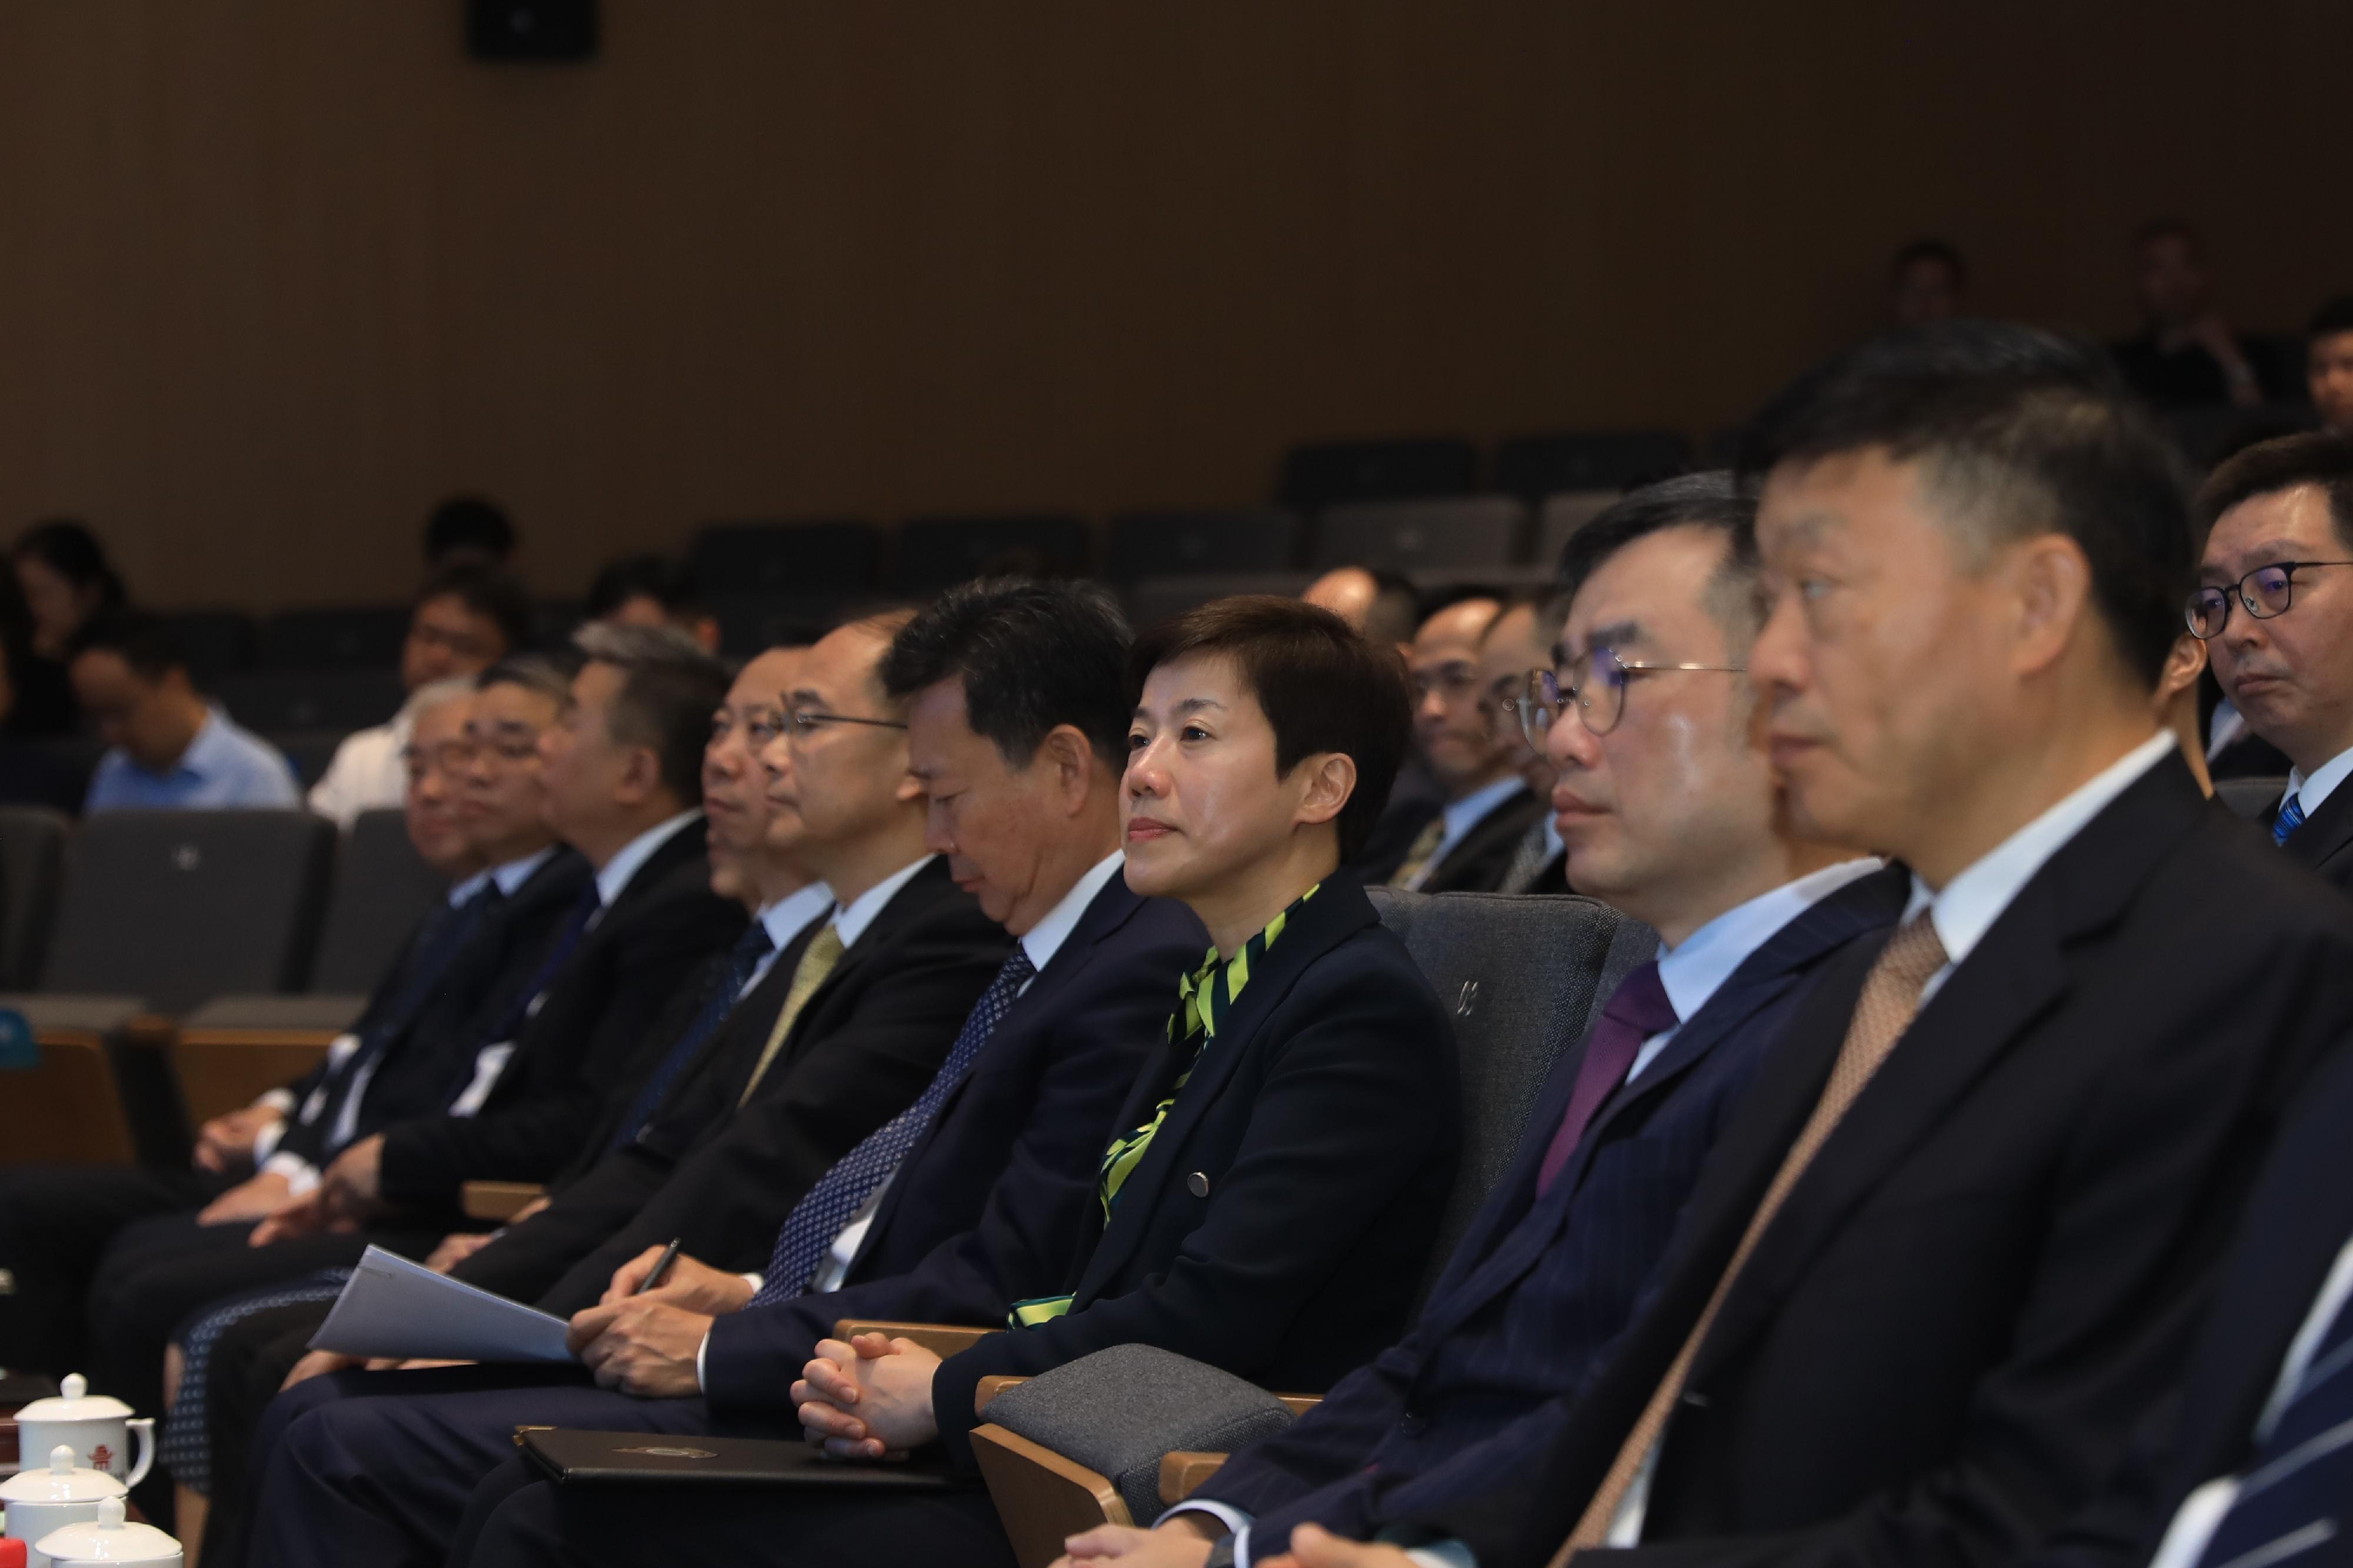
[71,610,301,812]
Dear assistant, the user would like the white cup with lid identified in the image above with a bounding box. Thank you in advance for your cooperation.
[1,1447,128,1568]
[33,1499,179,1567]
[9,1380,151,1489]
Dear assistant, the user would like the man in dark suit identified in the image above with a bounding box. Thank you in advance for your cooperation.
[1475,596,1571,895]
[237,583,1202,1568]
[2189,432,2353,895]
[1383,591,1549,893]
[74,627,744,1459]
[1259,326,2353,1568]
[1058,476,1904,1568]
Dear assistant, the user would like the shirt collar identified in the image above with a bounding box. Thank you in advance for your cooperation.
[759,882,835,951]
[153,707,234,782]
[490,845,558,898]
[2287,743,2353,817]
[1441,776,1527,840]
[1020,852,1125,975]
[1655,858,1885,1025]
[832,855,935,950]
[593,810,703,908]
[446,869,493,908]
[1901,731,2175,966]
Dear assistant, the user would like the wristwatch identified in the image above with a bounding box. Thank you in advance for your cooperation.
[1203,1540,1238,1568]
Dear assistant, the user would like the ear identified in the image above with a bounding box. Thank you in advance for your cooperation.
[2156,630,2208,706]
[1291,751,1358,832]
[2007,534,2094,677]
[614,745,664,807]
[1035,725,1096,816]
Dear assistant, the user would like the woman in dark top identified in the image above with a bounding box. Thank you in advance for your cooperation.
[9,518,126,736]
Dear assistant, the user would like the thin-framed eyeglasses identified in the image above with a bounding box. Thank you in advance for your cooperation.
[2185,561,2353,640]
[781,708,908,745]
[1516,646,1746,744]
[711,706,786,748]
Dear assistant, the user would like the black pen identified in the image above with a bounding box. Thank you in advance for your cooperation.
[635,1238,684,1296]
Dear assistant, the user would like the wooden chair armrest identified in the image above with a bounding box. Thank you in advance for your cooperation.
[460,1181,546,1222]
[829,1319,995,1361]
[971,1421,1130,1567]
[1159,1450,1230,1504]
[1277,1393,1321,1416]
[975,1373,1028,1414]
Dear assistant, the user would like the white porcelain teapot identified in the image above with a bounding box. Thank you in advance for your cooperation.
[33,1499,179,1567]
[1,1447,127,1568]
[9,1381,151,1489]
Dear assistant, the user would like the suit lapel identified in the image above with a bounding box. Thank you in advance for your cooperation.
[1694,760,2210,1377]
[2285,779,2353,877]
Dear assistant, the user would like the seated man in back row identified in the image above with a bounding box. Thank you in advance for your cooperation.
[71,609,301,811]
[1059,476,1904,1568]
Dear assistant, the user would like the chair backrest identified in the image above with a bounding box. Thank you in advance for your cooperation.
[162,610,257,684]
[1278,437,1478,512]
[41,809,338,1013]
[692,518,881,596]
[1121,572,1315,630]
[1534,490,1622,570]
[1103,509,1302,582]
[1311,496,1527,572]
[707,593,857,658]
[1495,429,1691,502]
[215,669,407,733]
[2216,774,2287,822]
[0,806,69,988]
[265,729,350,790]
[256,606,412,669]
[894,513,1091,588]
[311,808,448,995]
[1367,886,1652,1301]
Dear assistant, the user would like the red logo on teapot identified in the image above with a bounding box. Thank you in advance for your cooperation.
[89,1443,114,1472]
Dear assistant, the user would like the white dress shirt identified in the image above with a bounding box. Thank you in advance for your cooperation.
[1404,778,1529,891]
[305,715,412,829]
[2283,743,2353,823]
[746,883,836,999]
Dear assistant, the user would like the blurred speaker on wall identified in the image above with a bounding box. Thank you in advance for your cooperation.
[467,0,597,62]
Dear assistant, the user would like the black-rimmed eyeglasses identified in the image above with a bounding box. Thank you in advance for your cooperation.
[2186,561,2353,640]
[1510,646,1746,743]
[781,708,908,741]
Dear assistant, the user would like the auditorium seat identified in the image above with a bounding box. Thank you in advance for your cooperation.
[266,729,350,789]
[1123,572,1314,629]
[893,513,1091,589]
[1103,509,1302,582]
[692,518,881,596]
[2215,774,2287,822]
[0,999,144,1167]
[708,595,852,658]
[256,606,412,669]
[1495,429,1689,501]
[310,807,446,995]
[215,669,406,733]
[163,610,258,683]
[1309,496,1528,572]
[1278,438,1478,512]
[0,805,68,988]
[1535,490,1621,568]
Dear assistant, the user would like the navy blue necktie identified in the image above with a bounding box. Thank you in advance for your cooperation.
[305,881,501,1142]
[2276,792,2308,847]
[2195,1275,2353,1567]
[750,948,1036,1303]
[609,922,776,1150]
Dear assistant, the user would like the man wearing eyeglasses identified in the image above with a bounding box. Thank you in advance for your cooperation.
[1055,473,1902,1568]
[2191,432,2353,893]
[1385,592,1550,892]
[1474,598,1570,894]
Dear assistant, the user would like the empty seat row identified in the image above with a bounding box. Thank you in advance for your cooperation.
[1278,429,1692,511]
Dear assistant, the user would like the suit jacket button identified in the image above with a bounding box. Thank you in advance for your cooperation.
[1187,1171,1210,1198]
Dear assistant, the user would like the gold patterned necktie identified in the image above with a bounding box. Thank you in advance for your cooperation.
[1556,911,1950,1562]
[738,923,846,1105]
[1388,816,1449,889]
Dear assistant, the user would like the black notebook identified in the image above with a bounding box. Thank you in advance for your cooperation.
[518,1427,968,1492]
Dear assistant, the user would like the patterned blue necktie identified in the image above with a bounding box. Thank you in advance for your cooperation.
[749,948,1037,1304]
[2194,1277,2353,1567]
[609,922,776,1149]
[2276,792,2308,847]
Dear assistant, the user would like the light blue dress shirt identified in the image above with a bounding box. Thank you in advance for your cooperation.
[84,707,303,813]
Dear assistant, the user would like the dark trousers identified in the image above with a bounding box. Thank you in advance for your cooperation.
[0,1165,219,1376]
[455,1456,1014,1568]
[200,1299,342,1568]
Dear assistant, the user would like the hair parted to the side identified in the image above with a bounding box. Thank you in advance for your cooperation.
[1737,319,2195,688]
[571,622,732,805]
[66,609,190,685]
[418,562,535,655]
[881,578,1134,768]
[1557,472,1763,647]
[475,652,576,705]
[2198,432,2353,553]
[1126,595,1412,861]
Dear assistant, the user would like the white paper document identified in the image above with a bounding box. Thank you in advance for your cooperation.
[308,1245,575,1363]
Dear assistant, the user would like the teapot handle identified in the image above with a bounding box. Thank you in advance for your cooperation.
[124,1416,155,1488]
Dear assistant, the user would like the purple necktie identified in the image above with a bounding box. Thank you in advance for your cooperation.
[1536,960,1677,1195]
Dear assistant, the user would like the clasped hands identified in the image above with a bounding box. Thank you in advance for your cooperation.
[792,1333,944,1459]
[1054,1522,1416,1568]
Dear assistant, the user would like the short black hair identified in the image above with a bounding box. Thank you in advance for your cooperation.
[1557,472,1762,645]
[2310,296,2353,341]
[1738,320,2194,687]
[67,609,188,685]
[475,652,576,706]
[1891,238,1965,284]
[586,554,706,620]
[1414,583,1505,636]
[2198,432,2353,554]
[14,518,127,608]
[418,562,534,655]
[423,496,515,566]
[879,578,1133,768]
[570,623,732,806]
[1128,596,1412,861]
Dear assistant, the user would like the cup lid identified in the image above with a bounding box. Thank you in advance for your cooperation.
[34,1499,181,1563]
[0,1445,128,1502]
[13,1374,135,1423]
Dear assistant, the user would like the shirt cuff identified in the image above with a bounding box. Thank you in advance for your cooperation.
[694,1329,709,1393]
[1404,1544,1477,1568]
[739,1273,763,1296]
[251,1117,288,1161]
[255,1088,298,1116]
[260,1152,320,1196]
[1156,1500,1251,1559]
